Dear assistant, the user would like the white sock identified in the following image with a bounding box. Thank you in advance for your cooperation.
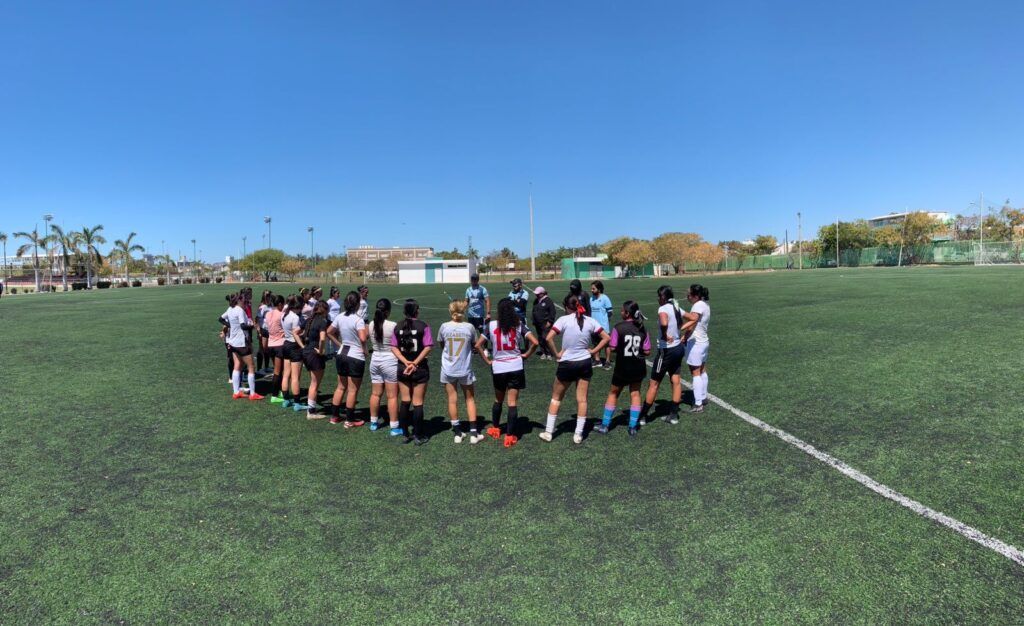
[693,377,705,405]
[232,371,241,394]
[700,373,708,402]
[389,420,399,429]
[248,373,256,394]
[546,414,557,433]
[575,416,586,435]
[370,416,379,425]
[451,420,460,428]
[308,397,316,409]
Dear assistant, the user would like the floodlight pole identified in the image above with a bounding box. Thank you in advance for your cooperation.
[43,213,53,289]
[308,226,315,273]
[835,219,840,268]
[979,192,984,262]
[191,239,197,279]
[529,184,536,281]
[264,216,272,249]
[797,212,803,270]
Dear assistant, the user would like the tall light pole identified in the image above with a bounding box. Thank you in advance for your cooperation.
[529,183,536,281]
[43,213,53,287]
[191,239,197,280]
[797,212,803,270]
[242,236,247,260]
[835,220,840,268]
[264,216,272,249]
[308,226,315,272]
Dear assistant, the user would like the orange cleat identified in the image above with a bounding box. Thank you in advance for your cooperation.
[248,393,265,401]
[503,434,518,448]
[232,391,246,400]
[486,426,502,439]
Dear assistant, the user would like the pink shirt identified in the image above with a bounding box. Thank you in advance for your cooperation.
[266,309,285,347]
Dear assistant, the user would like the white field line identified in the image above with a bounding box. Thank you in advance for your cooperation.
[649,360,1024,567]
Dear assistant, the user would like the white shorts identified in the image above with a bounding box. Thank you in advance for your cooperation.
[440,371,476,386]
[686,339,709,367]
[370,358,399,384]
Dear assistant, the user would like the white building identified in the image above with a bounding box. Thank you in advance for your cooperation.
[398,258,477,285]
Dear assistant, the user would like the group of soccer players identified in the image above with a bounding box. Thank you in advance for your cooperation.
[219,277,711,447]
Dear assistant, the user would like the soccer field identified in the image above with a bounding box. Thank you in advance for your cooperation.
[2,267,1023,624]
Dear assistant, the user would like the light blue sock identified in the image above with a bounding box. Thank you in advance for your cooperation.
[628,405,641,428]
[602,404,615,427]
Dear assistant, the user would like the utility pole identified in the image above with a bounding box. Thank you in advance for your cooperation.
[785,228,789,268]
[264,216,272,249]
[979,192,985,262]
[797,212,803,270]
[242,236,246,260]
[191,239,197,280]
[529,183,536,281]
[835,219,840,268]
[43,213,53,289]
[308,226,315,273]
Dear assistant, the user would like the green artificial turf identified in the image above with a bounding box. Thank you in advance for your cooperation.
[1,267,1023,624]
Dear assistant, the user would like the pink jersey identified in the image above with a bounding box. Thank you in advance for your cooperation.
[265,308,285,347]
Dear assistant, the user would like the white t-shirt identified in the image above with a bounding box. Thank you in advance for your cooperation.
[281,311,300,343]
[690,300,711,344]
[488,320,530,374]
[657,302,683,349]
[332,313,367,361]
[327,298,341,322]
[222,306,249,348]
[438,321,478,378]
[357,297,369,321]
[551,314,604,363]
[258,304,271,331]
[368,319,398,362]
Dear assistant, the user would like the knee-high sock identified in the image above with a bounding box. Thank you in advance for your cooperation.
[575,416,587,435]
[507,406,519,437]
[602,404,615,427]
[628,405,641,428]
[232,370,241,394]
[545,414,557,433]
[412,405,425,437]
[692,376,703,405]
[399,401,411,435]
[491,402,502,427]
[272,374,282,395]
[248,372,256,395]
[700,372,709,403]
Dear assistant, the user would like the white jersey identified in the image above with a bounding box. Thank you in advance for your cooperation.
[438,321,478,378]
[551,314,604,363]
[258,304,271,331]
[690,300,710,344]
[487,320,531,374]
[357,297,369,321]
[281,311,300,343]
[657,302,683,349]
[368,319,398,363]
[222,306,248,348]
[332,313,367,361]
[327,298,341,322]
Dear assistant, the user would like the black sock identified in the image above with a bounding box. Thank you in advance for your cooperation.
[283,391,292,401]
[508,406,519,437]
[399,401,412,435]
[640,402,652,418]
[332,403,341,418]
[491,402,502,427]
[470,423,478,433]
[345,406,354,422]
[227,352,233,377]
[272,375,282,395]
[412,405,425,437]
[670,401,680,417]
[256,352,263,370]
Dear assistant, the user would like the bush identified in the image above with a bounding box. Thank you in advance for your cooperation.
[215,277,223,283]
[71,282,87,291]
[199,277,211,284]
[183,278,193,285]
[131,280,142,287]
[97,281,112,289]
[117,281,129,288]
[157,277,166,286]
[9,288,16,294]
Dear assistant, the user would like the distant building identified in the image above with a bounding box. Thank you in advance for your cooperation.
[398,258,476,284]
[866,211,951,228]
[348,245,433,268]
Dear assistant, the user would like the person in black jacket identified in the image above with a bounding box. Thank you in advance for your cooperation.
[531,286,557,360]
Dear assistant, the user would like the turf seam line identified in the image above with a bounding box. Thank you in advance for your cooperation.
[648,361,1024,567]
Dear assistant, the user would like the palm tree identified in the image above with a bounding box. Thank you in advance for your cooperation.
[14,227,48,291]
[49,224,80,292]
[0,232,7,279]
[157,254,176,284]
[78,225,106,289]
[112,232,145,283]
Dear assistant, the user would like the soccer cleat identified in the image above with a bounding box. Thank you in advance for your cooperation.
[638,418,647,427]
[248,393,265,401]
[344,419,365,429]
[573,433,584,444]
[538,431,553,442]
[329,416,342,425]
[453,429,466,444]
[369,421,382,431]
[470,433,485,445]
[281,399,292,409]
[628,427,638,437]
[307,410,326,420]
[690,404,704,413]
[595,424,609,434]
[503,434,518,447]
[270,394,284,404]
[413,436,429,446]
[389,427,404,437]
[668,415,680,425]
[486,426,502,439]
[293,402,305,412]
[232,391,246,400]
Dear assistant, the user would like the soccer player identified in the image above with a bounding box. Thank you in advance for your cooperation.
[256,290,273,374]
[597,301,651,437]
[589,280,613,368]
[438,300,488,444]
[295,301,329,419]
[508,278,529,324]
[357,285,370,323]
[391,299,433,445]
[265,295,287,403]
[327,291,368,427]
[465,274,490,337]
[541,295,610,444]
[682,284,711,412]
[485,298,539,447]
[368,298,401,434]
[220,293,264,401]
[279,295,304,409]
[531,286,556,360]
[325,287,341,358]
[298,288,313,320]
[638,286,686,426]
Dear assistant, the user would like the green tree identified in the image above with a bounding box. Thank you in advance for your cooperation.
[434,248,464,260]
[49,224,80,291]
[816,220,875,263]
[77,225,106,288]
[982,213,1012,242]
[873,225,903,247]
[751,234,778,255]
[600,237,635,266]
[484,247,518,272]
[0,232,7,279]
[617,239,656,270]
[652,232,702,272]
[233,248,286,281]
[315,254,348,274]
[14,226,48,291]
[111,232,145,283]
[280,257,306,281]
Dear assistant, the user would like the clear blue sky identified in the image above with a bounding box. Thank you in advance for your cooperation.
[2,0,1021,262]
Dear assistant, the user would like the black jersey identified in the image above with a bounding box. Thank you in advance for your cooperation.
[392,319,433,362]
[611,320,650,382]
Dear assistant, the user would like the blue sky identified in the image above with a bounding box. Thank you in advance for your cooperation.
[1,0,1021,262]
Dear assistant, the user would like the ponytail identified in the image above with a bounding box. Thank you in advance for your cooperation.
[373,298,391,344]
[566,294,585,330]
[689,283,710,302]
[624,300,647,343]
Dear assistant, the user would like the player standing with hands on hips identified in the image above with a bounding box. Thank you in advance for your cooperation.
[682,284,711,412]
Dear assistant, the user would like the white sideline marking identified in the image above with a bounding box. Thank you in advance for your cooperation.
[649,361,1024,567]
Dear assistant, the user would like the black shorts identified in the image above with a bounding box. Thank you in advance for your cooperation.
[303,351,326,373]
[469,316,487,334]
[493,369,526,391]
[283,341,303,363]
[650,345,684,381]
[398,364,430,385]
[229,344,252,357]
[260,328,270,339]
[556,360,593,384]
[612,363,647,388]
[268,344,284,360]
[335,355,366,379]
